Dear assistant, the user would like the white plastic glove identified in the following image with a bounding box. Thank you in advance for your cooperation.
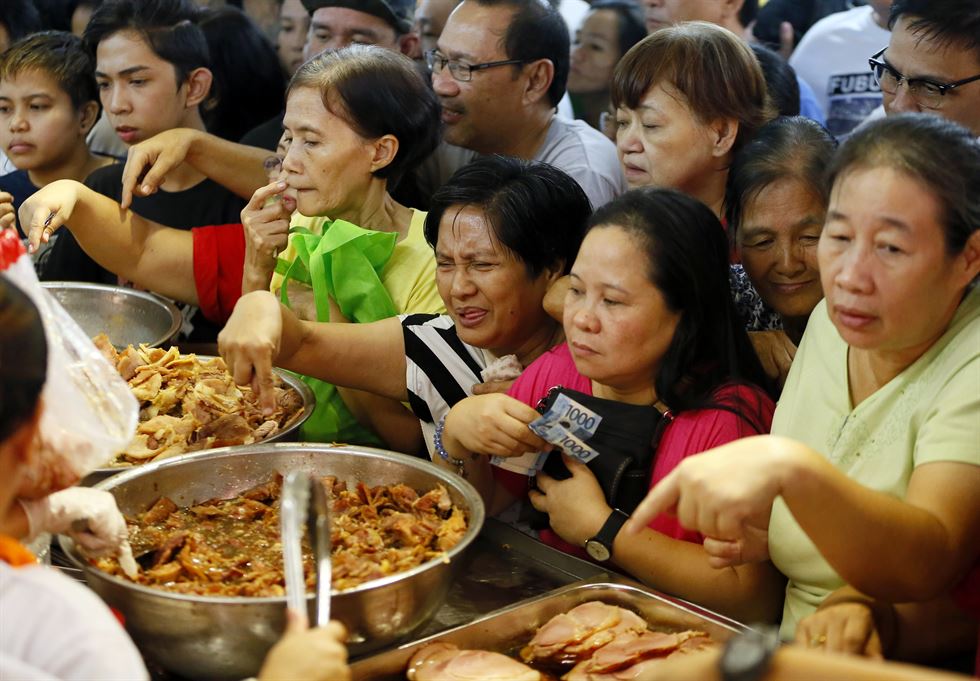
[20,487,129,557]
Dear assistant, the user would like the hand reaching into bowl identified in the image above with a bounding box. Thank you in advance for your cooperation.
[19,180,82,253]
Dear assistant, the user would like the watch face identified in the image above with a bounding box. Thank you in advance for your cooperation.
[725,634,766,673]
[585,540,610,562]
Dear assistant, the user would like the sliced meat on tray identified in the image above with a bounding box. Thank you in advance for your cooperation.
[408,642,541,681]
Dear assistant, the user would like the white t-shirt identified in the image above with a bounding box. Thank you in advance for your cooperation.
[0,561,149,680]
[790,6,890,137]
[419,116,626,210]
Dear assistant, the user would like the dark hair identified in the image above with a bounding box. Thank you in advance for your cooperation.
[587,0,646,60]
[612,22,773,155]
[0,0,42,44]
[0,278,48,442]
[198,7,286,141]
[589,188,773,423]
[728,116,836,238]
[471,0,570,108]
[889,0,980,64]
[288,45,441,185]
[83,0,210,86]
[0,31,100,111]
[750,43,799,117]
[424,156,591,278]
[738,0,758,28]
[828,113,980,256]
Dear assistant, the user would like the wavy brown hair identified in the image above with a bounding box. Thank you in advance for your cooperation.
[611,21,774,155]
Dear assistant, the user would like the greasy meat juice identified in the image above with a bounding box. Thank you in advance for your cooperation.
[96,475,468,596]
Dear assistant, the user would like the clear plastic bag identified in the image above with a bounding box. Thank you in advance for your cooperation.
[1,234,138,498]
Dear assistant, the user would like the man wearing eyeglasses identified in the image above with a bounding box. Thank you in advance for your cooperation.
[417,0,626,209]
[872,0,980,135]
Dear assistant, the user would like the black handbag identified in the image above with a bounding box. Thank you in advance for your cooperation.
[529,385,673,524]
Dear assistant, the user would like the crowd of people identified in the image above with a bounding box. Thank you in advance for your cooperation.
[0,0,977,679]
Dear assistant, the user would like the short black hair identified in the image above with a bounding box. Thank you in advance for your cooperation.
[588,0,645,60]
[750,43,799,117]
[83,0,210,85]
[0,278,48,443]
[889,0,980,64]
[289,45,441,185]
[472,0,570,108]
[0,0,42,45]
[424,156,591,278]
[738,0,758,29]
[198,7,285,141]
[0,31,100,111]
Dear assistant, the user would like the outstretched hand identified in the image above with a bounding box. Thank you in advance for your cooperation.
[217,291,285,415]
[20,180,83,253]
[120,128,199,209]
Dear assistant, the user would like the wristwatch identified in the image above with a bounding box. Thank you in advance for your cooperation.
[719,626,780,681]
[584,509,629,562]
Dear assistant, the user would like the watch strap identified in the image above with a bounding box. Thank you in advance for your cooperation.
[589,509,629,555]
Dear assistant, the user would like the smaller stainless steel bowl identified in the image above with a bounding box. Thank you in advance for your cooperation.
[60,444,484,681]
[85,364,315,484]
[42,282,182,349]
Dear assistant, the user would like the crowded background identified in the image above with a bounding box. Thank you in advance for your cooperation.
[0,0,977,679]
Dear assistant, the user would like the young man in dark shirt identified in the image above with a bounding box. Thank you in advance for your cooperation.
[39,0,246,339]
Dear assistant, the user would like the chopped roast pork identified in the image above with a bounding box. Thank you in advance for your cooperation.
[407,643,541,681]
[106,344,304,466]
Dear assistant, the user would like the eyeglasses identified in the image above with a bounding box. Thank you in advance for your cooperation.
[425,49,526,82]
[868,48,980,110]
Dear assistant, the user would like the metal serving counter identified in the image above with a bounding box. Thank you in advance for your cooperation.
[407,517,611,640]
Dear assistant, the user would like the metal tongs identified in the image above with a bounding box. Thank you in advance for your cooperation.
[281,471,332,626]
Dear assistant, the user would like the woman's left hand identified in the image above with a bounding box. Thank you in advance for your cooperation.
[529,454,611,547]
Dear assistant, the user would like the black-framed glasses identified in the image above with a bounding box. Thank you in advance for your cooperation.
[869,48,980,110]
[425,49,526,82]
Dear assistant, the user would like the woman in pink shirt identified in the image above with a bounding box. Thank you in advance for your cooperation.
[438,187,785,623]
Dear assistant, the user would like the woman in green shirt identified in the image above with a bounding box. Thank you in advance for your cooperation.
[626,114,980,644]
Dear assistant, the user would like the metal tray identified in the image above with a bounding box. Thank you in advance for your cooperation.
[350,574,749,680]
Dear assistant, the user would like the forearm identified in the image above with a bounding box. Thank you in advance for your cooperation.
[184,132,270,200]
[337,387,425,455]
[70,186,197,303]
[611,528,785,623]
[775,439,974,600]
[242,258,276,294]
[637,645,972,681]
[277,315,409,402]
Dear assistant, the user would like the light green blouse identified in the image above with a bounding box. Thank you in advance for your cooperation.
[769,287,980,638]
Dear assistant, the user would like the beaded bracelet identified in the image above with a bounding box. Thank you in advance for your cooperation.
[433,416,467,478]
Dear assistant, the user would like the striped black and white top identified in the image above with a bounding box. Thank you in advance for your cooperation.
[401,313,497,456]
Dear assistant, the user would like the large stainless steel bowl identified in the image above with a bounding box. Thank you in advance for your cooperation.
[42,281,182,348]
[84,364,316,484]
[60,444,485,681]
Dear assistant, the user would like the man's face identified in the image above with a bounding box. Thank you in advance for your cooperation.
[303,7,399,59]
[95,30,197,145]
[642,0,726,33]
[278,0,310,75]
[882,16,980,135]
[431,1,527,154]
[415,0,458,56]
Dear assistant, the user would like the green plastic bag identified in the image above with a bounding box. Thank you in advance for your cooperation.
[275,219,398,444]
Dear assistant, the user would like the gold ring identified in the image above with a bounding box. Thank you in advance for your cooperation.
[809,634,827,647]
